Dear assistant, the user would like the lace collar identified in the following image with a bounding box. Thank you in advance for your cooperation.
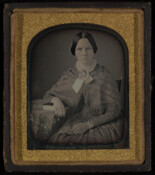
[75,59,97,73]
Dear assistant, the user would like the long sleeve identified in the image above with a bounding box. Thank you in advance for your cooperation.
[86,66,122,128]
[89,103,122,127]
[43,71,72,104]
[43,90,56,104]
[43,67,83,108]
[43,76,63,104]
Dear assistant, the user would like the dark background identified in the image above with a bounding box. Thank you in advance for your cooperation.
[30,28,125,105]
[1,0,153,174]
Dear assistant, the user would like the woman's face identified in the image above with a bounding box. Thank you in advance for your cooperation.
[75,38,94,65]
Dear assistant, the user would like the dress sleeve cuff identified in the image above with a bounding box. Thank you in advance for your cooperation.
[51,97,60,104]
[88,120,94,129]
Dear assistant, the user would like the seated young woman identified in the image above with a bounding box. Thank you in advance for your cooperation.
[42,32,124,145]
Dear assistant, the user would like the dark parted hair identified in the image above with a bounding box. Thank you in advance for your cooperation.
[71,32,97,55]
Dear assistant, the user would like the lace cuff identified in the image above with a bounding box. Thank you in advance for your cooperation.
[51,97,61,104]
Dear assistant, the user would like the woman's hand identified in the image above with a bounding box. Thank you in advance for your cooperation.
[51,97,66,117]
[69,121,93,135]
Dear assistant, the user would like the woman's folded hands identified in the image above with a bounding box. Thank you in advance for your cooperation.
[58,120,94,135]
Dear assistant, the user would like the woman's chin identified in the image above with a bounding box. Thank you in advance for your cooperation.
[80,60,92,65]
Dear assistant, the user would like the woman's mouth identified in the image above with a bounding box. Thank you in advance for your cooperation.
[81,56,87,59]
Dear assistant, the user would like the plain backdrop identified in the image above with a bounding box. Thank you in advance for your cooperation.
[29,28,125,104]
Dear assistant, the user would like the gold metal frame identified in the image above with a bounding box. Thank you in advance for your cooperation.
[10,8,145,165]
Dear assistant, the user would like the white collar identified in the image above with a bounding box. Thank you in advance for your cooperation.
[75,59,97,73]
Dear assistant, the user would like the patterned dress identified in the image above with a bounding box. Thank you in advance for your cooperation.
[43,64,124,145]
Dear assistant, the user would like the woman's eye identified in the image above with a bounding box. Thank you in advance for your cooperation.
[77,48,82,51]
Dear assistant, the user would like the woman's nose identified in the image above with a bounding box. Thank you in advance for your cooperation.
[82,49,87,55]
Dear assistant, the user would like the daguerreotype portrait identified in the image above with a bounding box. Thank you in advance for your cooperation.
[3,2,151,172]
[28,26,129,149]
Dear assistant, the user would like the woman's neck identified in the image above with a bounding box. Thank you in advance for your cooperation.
[76,59,97,73]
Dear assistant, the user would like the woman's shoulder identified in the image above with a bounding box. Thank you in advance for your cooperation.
[61,65,78,78]
[94,64,119,92]
[94,64,114,79]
